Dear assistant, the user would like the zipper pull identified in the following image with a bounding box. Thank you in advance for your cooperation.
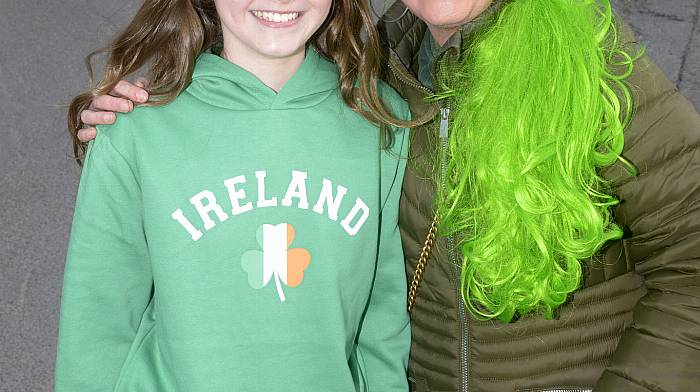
[439,108,450,139]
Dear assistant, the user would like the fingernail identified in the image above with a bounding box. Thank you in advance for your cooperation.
[104,113,115,122]
[123,101,132,112]
[138,92,148,102]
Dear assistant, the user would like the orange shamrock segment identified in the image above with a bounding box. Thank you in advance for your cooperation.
[287,248,311,287]
[287,224,296,246]
[285,223,311,288]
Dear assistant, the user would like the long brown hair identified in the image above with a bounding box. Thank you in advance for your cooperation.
[68,0,412,165]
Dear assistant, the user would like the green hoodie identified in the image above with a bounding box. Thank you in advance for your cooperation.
[55,46,411,392]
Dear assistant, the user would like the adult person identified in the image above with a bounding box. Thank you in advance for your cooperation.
[76,0,700,390]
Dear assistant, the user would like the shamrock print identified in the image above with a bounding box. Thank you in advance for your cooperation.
[241,223,312,302]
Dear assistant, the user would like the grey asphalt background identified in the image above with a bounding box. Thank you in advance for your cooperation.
[1,1,698,391]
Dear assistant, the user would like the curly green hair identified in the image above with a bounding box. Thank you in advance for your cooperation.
[436,0,642,322]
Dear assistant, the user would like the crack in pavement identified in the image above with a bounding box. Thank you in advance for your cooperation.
[677,0,700,87]
[632,0,697,22]
[635,8,688,23]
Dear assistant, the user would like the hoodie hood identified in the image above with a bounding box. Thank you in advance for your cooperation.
[186,45,339,111]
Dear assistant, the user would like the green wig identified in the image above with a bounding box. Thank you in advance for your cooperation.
[436,0,641,322]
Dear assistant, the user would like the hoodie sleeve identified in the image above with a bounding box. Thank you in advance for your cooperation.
[353,95,412,392]
[55,129,153,392]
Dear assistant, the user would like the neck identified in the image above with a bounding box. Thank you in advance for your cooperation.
[220,40,305,93]
[426,25,460,46]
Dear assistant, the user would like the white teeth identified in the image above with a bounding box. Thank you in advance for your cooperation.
[253,10,299,23]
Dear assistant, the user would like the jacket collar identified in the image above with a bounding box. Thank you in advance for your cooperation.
[378,1,461,91]
[378,1,503,92]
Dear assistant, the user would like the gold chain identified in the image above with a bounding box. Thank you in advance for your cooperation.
[407,213,439,313]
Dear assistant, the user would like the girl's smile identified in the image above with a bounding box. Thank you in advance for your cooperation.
[251,10,303,27]
[216,0,331,60]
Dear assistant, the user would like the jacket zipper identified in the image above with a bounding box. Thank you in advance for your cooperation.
[389,56,470,392]
[387,58,434,98]
[439,107,470,392]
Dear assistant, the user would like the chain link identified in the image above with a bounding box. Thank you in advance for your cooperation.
[407,213,439,313]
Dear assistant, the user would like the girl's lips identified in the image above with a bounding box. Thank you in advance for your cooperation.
[251,10,303,28]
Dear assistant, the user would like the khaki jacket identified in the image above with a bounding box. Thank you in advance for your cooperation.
[378,2,700,391]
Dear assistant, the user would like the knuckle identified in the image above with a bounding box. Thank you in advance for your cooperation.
[92,94,107,109]
[79,109,92,124]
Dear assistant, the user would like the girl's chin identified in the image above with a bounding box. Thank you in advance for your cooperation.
[251,43,307,60]
[245,25,310,59]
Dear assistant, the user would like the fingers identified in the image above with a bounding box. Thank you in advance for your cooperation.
[80,109,116,126]
[78,78,150,140]
[86,78,149,112]
[110,79,149,103]
[77,127,97,142]
[90,94,133,113]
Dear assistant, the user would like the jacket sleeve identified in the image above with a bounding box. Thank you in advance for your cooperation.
[353,112,412,391]
[55,130,153,391]
[595,27,700,392]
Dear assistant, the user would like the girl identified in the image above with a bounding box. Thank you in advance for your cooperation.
[56,0,411,391]
[78,0,700,390]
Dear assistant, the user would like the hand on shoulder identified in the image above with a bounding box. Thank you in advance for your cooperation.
[77,78,150,142]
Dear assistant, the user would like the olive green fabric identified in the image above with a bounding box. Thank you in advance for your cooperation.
[378,2,700,391]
